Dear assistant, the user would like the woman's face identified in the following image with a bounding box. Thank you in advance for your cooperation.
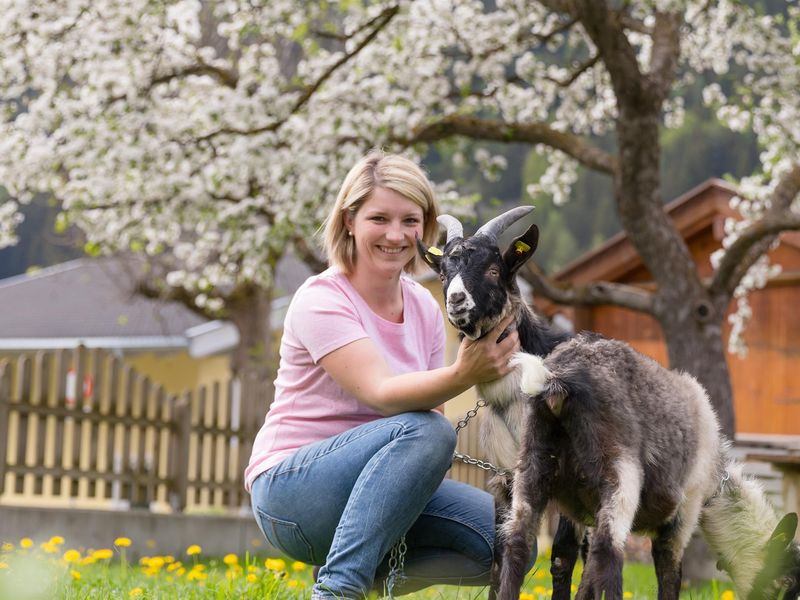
[346,187,425,278]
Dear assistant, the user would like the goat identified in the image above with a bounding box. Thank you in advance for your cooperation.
[417,206,800,600]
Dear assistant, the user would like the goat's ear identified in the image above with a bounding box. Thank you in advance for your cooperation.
[503,224,539,274]
[416,236,443,273]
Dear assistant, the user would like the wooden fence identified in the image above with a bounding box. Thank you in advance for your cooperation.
[0,348,256,513]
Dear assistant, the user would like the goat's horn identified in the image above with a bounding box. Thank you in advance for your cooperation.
[475,206,535,242]
[437,215,464,243]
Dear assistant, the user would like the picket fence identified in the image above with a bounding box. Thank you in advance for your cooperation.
[0,348,256,513]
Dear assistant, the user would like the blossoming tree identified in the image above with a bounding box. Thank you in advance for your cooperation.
[317,0,799,436]
[1,0,799,436]
[0,0,416,420]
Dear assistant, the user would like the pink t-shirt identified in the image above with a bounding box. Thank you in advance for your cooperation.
[244,268,446,491]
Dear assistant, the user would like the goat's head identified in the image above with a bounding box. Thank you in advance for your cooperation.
[417,206,539,340]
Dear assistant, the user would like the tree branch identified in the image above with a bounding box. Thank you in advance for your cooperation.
[397,114,619,175]
[520,262,656,314]
[193,4,400,144]
[709,165,800,298]
[648,11,682,99]
[545,54,600,87]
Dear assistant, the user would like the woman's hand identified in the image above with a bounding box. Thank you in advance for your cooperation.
[454,314,520,386]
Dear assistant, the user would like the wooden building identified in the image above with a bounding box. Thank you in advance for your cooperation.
[537,179,800,437]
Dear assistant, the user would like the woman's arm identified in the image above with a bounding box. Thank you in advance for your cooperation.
[318,315,519,416]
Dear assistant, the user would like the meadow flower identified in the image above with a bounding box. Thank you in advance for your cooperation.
[186,544,202,556]
[519,594,534,600]
[532,586,548,596]
[265,557,286,571]
[1,542,13,552]
[291,561,306,571]
[70,570,81,580]
[0,561,8,569]
[721,592,736,600]
[92,549,114,560]
[63,549,82,563]
[114,537,132,547]
[129,588,143,598]
[246,573,258,583]
[49,536,65,545]
[40,541,59,554]
[223,553,238,566]
[19,538,33,549]
[624,593,634,599]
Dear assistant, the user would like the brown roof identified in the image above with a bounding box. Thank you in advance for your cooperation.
[552,178,739,284]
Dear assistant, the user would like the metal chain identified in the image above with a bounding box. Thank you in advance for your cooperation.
[452,399,512,477]
[386,534,408,599]
[386,399,506,598]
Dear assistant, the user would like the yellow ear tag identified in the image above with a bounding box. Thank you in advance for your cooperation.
[514,241,531,255]
[427,246,443,256]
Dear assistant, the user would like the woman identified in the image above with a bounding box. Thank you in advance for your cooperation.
[246,150,524,598]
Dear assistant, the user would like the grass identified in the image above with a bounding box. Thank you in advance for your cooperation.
[0,535,737,599]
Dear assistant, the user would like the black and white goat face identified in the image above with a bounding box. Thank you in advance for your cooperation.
[417,206,539,340]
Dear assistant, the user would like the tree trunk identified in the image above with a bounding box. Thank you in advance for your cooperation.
[225,283,275,432]
[659,310,736,438]
[613,101,736,438]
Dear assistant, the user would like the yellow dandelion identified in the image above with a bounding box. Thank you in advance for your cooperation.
[247,565,258,573]
[533,586,547,595]
[519,594,534,600]
[291,561,306,572]
[721,592,736,600]
[0,561,8,570]
[40,542,59,554]
[163,555,174,564]
[225,569,238,580]
[92,548,114,560]
[129,588,144,598]
[147,556,165,569]
[186,544,201,556]
[191,564,206,572]
[177,567,186,576]
[246,573,258,583]
[114,537,132,547]
[2,542,13,552]
[534,569,547,579]
[80,556,96,566]
[223,553,238,566]
[287,580,300,588]
[49,536,65,545]
[19,538,33,549]
[187,570,207,581]
[70,570,81,580]
[264,557,286,571]
[624,593,634,599]
[63,549,82,563]
[167,562,183,572]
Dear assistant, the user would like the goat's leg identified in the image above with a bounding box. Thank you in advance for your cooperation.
[652,491,706,600]
[651,521,686,600]
[550,515,582,600]
[488,473,514,600]
[496,456,554,600]
[575,456,642,600]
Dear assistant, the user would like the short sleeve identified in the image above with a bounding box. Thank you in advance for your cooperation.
[429,310,446,370]
[287,278,370,363]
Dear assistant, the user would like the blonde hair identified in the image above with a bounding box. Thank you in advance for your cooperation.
[323,149,440,274]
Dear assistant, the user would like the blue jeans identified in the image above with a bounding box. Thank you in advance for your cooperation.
[250,411,531,598]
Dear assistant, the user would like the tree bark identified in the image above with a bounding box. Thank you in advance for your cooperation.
[224,282,275,431]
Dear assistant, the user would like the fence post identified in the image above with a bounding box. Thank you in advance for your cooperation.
[170,392,191,512]
[0,362,9,498]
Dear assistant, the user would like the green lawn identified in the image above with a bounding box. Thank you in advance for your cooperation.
[0,535,737,599]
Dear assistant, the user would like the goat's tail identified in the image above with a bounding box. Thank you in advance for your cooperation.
[700,459,800,599]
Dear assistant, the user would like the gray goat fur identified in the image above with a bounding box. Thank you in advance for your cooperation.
[418,206,800,600]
